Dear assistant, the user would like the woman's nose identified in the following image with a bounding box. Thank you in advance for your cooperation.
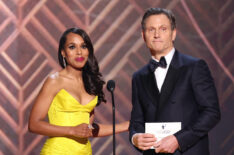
[77,49,82,55]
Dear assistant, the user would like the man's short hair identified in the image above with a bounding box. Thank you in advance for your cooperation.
[141,8,176,31]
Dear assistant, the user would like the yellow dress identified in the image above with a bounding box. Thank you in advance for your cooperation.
[40,89,97,155]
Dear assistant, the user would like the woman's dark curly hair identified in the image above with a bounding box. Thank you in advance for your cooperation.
[58,28,106,105]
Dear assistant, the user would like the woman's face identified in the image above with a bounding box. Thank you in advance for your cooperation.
[62,32,89,69]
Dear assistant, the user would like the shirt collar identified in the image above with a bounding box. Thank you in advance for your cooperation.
[151,48,175,66]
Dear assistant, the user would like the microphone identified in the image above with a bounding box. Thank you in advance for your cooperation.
[107,80,115,92]
[106,80,116,155]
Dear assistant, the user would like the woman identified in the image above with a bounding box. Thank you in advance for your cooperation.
[28,28,129,155]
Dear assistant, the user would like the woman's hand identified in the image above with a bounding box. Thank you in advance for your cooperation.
[71,123,93,138]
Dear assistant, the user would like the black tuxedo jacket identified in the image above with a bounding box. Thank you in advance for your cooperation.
[129,50,221,155]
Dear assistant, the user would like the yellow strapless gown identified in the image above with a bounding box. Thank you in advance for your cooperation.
[40,89,97,155]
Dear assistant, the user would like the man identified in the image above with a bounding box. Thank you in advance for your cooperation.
[129,8,220,155]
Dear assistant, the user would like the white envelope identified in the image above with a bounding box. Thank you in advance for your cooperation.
[145,122,181,149]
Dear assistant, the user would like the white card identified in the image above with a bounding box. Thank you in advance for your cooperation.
[145,122,181,149]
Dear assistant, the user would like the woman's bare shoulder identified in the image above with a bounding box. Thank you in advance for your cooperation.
[42,72,65,94]
[49,72,60,79]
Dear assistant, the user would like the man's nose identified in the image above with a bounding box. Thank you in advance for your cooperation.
[154,30,160,38]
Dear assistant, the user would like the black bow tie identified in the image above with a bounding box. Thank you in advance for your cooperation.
[149,57,167,72]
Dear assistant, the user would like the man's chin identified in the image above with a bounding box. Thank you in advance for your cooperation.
[150,48,163,55]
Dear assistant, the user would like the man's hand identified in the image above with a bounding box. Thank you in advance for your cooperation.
[154,135,179,153]
[133,133,156,151]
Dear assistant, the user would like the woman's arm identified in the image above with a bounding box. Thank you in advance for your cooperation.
[92,121,129,137]
[28,77,91,138]
[90,110,129,137]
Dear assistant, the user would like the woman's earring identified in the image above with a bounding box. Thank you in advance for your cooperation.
[63,57,66,67]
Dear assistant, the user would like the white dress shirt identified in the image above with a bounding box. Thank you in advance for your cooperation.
[152,48,175,92]
[131,48,175,145]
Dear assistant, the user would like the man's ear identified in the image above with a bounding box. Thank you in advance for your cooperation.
[172,28,177,42]
[141,30,146,42]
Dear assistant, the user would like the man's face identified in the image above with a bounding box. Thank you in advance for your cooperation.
[142,14,176,57]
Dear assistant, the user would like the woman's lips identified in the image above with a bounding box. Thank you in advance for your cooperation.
[75,57,85,62]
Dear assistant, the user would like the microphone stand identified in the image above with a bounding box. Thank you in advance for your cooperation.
[110,90,115,155]
[107,80,116,155]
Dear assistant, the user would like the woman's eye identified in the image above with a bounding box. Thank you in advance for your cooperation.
[81,44,87,49]
[68,45,75,49]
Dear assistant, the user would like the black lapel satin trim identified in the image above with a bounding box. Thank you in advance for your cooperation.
[142,65,159,106]
[158,51,181,110]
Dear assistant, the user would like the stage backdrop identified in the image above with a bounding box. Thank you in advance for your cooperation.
[0,0,233,155]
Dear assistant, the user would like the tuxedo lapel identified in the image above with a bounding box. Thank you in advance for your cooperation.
[158,51,181,110]
[142,65,159,106]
